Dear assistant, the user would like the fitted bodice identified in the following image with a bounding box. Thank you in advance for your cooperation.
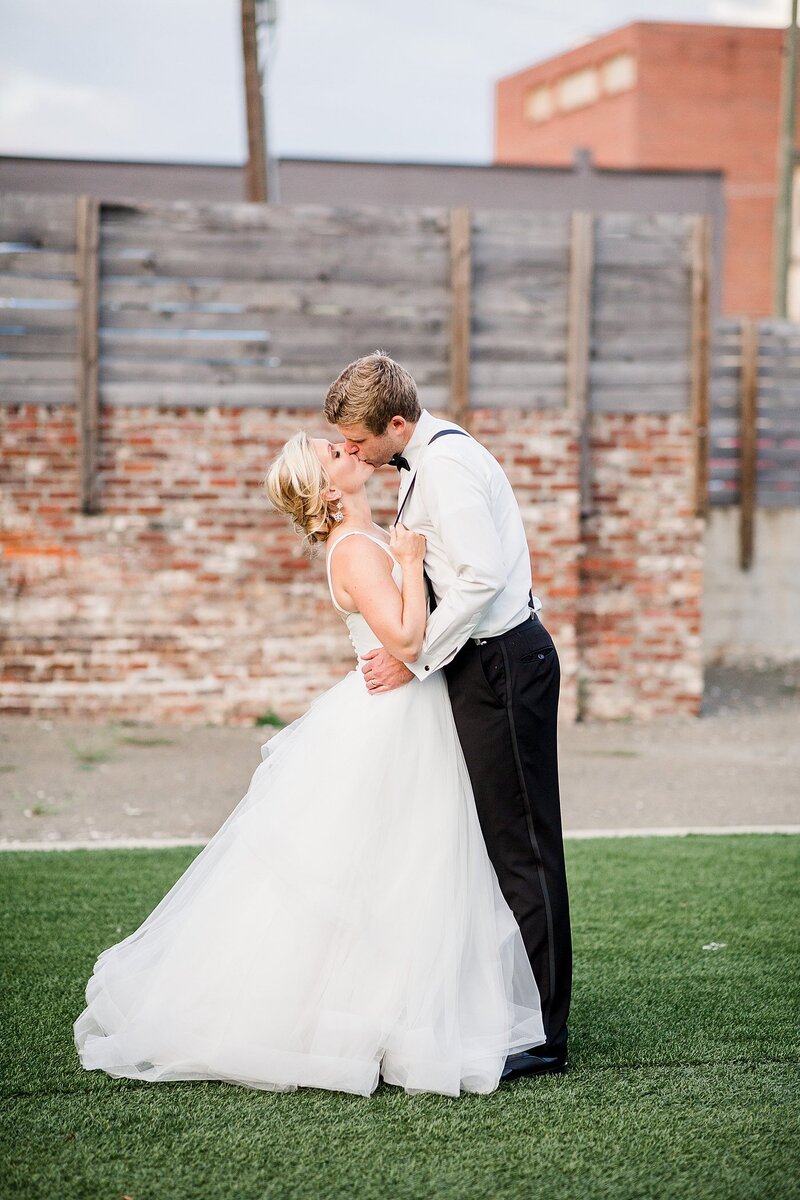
[325,530,403,662]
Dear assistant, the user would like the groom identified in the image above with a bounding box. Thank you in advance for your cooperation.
[324,351,572,1079]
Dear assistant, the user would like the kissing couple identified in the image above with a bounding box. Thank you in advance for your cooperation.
[74,352,572,1097]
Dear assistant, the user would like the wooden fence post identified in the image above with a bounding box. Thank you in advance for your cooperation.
[448,208,471,428]
[690,214,711,519]
[739,318,759,570]
[76,195,100,514]
[566,211,594,518]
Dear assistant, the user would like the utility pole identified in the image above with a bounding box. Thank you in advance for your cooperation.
[774,0,798,317]
[259,0,281,204]
[241,0,279,202]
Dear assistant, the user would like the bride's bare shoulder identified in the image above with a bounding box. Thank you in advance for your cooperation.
[327,534,393,611]
[328,530,391,567]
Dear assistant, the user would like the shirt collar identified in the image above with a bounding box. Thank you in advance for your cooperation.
[400,409,437,473]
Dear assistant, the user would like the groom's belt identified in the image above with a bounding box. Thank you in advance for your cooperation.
[472,612,540,647]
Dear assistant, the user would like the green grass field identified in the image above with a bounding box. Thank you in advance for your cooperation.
[1,836,798,1200]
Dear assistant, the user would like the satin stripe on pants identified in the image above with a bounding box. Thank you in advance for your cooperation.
[443,613,572,1053]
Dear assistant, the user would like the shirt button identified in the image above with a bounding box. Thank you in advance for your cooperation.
[424,666,430,671]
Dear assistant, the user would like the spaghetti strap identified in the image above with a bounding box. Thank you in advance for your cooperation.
[325,530,397,614]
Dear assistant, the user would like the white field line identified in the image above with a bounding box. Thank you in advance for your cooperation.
[1,825,799,851]
[563,824,800,838]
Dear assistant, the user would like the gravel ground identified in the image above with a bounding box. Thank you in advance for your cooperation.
[1,664,797,847]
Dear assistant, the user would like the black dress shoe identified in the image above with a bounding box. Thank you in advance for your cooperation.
[500,1048,568,1081]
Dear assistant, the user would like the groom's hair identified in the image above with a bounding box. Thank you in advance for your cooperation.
[324,350,421,434]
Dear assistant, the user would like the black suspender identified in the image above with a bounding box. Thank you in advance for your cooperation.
[395,428,468,525]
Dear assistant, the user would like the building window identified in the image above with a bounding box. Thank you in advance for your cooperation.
[601,53,637,95]
[525,84,554,123]
[556,67,600,112]
[523,54,636,125]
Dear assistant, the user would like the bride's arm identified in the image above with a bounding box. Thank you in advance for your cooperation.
[329,527,427,662]
[387,524,427,661]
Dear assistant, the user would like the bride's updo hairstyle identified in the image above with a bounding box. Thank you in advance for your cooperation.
[264,431,339,552]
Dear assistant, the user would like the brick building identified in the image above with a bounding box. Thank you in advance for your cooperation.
[495,21,794,317]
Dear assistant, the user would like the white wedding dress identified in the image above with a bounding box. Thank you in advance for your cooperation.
[73,530,544,1097]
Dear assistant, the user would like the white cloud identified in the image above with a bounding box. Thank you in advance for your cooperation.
[0,67,143,155]
[0,0,246,161]
[709,0,786,24]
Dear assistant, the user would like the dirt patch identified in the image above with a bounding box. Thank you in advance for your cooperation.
[1,665,797,845]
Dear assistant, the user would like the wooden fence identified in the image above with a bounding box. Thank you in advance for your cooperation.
[2,191,709,513]
[710,318,800,508]
[709,318,800,567]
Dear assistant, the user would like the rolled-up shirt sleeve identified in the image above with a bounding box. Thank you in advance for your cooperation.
[405,452,505,679]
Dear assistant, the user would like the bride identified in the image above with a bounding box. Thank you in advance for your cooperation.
[73,431,544,1098]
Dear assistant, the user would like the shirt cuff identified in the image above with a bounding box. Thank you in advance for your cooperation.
[405,654,443,680]
[405,595,544,679]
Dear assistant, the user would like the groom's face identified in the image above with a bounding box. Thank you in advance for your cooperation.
[337,418,408,468]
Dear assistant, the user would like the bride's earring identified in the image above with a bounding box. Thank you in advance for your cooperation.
[332,499,344,523]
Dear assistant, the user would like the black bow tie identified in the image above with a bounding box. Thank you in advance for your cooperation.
[389,453,410,472]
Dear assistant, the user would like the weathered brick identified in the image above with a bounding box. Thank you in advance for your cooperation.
[1,402,701,724]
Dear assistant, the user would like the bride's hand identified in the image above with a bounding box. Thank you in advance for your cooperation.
[390,523,426,566]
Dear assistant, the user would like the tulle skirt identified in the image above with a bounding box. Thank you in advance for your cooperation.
[73,668,544,1097]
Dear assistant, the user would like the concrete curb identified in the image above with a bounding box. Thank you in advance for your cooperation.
[2,826,799,851]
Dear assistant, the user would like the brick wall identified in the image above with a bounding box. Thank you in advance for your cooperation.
[472,408,581,722]
[0,401,703,725]
[579,412,704,718]
[2,404,354,724]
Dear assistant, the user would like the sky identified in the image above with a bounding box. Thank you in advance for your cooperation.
[0,0,790,166]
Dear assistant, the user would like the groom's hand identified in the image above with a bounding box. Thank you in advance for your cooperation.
[362,648,414,694]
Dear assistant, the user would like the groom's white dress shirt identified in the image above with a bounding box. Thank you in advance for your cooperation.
[398,409,542,680]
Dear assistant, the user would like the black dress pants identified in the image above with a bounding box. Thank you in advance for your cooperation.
[443,613,572,1053]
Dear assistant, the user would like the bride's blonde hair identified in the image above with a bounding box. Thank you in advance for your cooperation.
[264,431,340,552]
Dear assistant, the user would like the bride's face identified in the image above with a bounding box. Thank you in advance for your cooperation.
[312,438,374,494]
